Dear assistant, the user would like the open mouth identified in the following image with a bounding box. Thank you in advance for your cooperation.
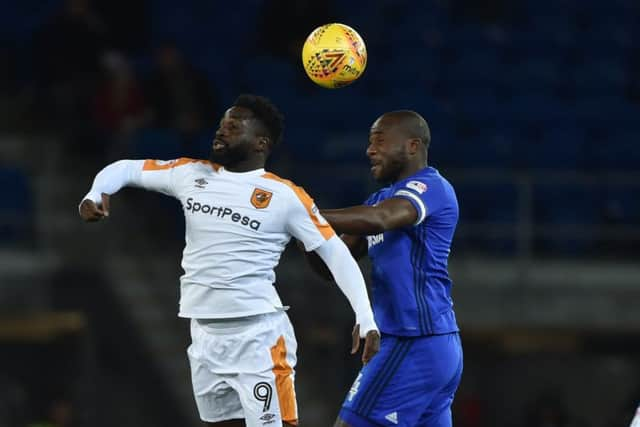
[370,161,381,173]
[213,138,227,151]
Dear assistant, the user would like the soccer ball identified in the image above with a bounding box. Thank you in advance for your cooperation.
[302,23,367,89]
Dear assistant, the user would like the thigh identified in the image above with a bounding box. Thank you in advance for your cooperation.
[416,334,463,427]
[340,335,424,426]
[236,314,298,427]
[190,374,245,424]
[340,333,463,427]
[234,333,298,427]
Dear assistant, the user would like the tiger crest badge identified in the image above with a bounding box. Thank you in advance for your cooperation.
[251,188,273,209]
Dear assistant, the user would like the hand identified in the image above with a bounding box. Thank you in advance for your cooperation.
[351,324,380,365]
[79,193,110,222]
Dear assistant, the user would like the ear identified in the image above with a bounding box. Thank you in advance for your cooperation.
[407,138,421,155]
[256,136,270,153]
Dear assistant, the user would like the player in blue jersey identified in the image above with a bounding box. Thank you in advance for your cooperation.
[305,110,462,426]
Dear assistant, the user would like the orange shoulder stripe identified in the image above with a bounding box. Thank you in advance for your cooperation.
[143,157,220,171]
[262,172,335,240]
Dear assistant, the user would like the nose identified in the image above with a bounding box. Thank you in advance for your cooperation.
[366,144,376,157]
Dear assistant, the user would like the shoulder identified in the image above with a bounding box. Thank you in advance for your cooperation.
[259,172,318,210]
[398,168,453,196]
[142,157,220,172]
[365,187,388,205]
[261,172,306,198]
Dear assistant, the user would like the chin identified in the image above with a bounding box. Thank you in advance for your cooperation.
[210,150,233,165]
[373,172,388,183]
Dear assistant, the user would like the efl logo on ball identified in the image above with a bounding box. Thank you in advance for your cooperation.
[302,23,367,89]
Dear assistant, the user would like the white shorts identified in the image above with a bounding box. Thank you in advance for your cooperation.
[187,311,298,426]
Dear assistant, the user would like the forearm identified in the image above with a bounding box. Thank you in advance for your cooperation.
[81,160,144,203]
[321,205,387,235]
[314,236,378,335]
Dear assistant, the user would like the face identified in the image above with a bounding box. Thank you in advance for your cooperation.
[366,116,411,183]
[211,106,261,166]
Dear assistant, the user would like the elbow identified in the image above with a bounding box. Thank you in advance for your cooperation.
[368,208,392,234]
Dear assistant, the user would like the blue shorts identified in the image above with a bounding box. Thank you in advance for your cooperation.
[340,332,462,427]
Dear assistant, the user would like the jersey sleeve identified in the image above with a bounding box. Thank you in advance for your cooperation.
[137,158,192,197]
[393,179,442,226]
[285,186,336,251]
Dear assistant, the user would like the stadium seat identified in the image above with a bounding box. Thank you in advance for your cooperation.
[571,60,627,96]
[243,56,299,94]
[129,128,183,160]
[532,183,599,253]
[522,126,586,170]
[0,167,33,245]
[602,186,640,226]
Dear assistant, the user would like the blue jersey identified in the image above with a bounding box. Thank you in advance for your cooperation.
[365,166,459,336]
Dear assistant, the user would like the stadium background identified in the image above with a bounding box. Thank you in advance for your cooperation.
[1,0,639,425]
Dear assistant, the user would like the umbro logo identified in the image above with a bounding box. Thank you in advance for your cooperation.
[259,413,276,424]
[385,412,398,424]
[194,178,208,188]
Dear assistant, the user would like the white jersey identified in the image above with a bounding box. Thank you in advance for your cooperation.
[129,158,335,319]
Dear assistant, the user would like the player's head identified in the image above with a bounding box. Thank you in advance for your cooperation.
[367,110,430,183]
[211,94,284,168]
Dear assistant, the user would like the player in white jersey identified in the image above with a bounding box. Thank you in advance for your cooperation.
[630,405,640,427]
[79,94,380,427]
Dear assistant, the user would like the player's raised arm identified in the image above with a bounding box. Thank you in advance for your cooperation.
[78,158,190,222]
[320,197,419,235]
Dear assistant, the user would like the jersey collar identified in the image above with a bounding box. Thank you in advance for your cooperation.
[218,167,266,177]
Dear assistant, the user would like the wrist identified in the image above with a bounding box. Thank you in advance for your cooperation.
[357,312,379,337]
[84,190,102,204]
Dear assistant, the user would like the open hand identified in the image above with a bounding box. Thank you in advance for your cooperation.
[79,193,110,222]
[351,324,380,365]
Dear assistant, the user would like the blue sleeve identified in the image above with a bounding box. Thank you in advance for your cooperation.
[364,191,380,206]
[392,179,444,225]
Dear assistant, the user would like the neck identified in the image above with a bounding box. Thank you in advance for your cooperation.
[223,159,265,172]
[393,158,428,183]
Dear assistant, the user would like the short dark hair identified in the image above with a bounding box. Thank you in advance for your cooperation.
[233,94,284,146]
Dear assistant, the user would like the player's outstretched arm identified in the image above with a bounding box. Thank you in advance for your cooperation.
[313,235,380,364]
[78,159,147,222]
[321,197,418,235]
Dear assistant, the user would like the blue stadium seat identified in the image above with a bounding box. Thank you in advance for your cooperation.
[533,184,599,254]
[590,134,640,172]
[456,181,518,224]
[523,126,587,170]
[507,58,562,92]
[498,93,564,128]
[184,128,215,160]
[571,61,627,96]
[602,186,640,226]
[441,49,504,88]
[129,128,183,160]
[243,56,299,94]
[0,167,33,245]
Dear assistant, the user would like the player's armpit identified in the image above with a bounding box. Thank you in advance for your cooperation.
[297,234,366,281]
[296,239,333,281]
